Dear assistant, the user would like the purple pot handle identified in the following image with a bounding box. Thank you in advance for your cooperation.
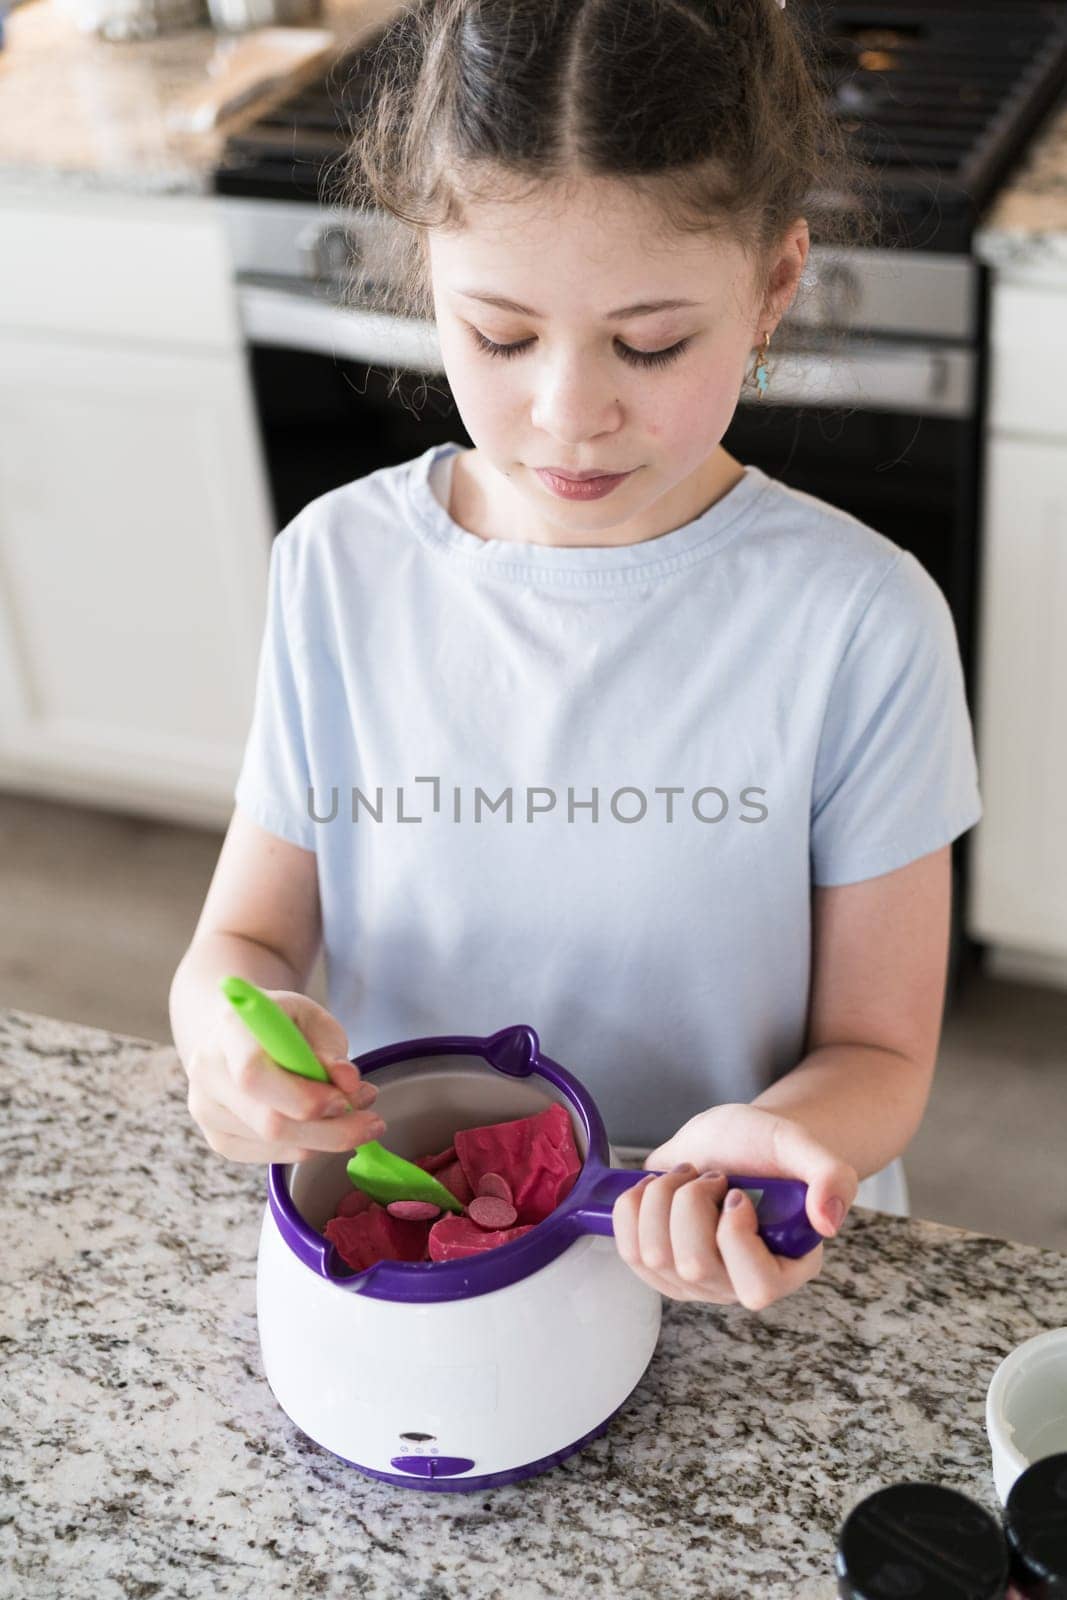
[570,1168,823,1260]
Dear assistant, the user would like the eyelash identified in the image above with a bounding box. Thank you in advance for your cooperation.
[469,329,692,370]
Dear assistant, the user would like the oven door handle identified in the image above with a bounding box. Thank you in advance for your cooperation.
[238,283,974,419]
[237,283,446,374]
[742,345,974,419]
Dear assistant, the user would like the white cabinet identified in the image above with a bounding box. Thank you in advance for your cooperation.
[968,237,1067,985]
[0,188,273,829]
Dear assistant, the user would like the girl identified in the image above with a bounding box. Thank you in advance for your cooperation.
[170,0,981,1314]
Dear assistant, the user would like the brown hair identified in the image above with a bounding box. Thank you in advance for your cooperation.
[337,0,875,400]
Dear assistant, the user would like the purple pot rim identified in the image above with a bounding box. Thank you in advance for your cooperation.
[266,1025,617,1302]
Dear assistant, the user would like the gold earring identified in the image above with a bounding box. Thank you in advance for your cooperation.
[753,331,771,399]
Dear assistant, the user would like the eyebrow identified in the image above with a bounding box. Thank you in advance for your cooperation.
[454,290,704,320]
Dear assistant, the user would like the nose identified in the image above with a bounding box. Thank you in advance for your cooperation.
[529,352,623,441]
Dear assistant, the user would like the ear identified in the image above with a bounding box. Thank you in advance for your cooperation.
[762,216,810,332]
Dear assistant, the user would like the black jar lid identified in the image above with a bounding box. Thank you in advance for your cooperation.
[1004,1453,1067,1598]
[836,1482,1010,1599]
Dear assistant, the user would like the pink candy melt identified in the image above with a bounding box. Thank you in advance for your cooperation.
[467,1196,518,1231]
[435,1159,474,1207]
[427,1214,535,1262]
[455,1103,581,1226]
[324,1206,431,1271]
[386,1200,442,1221]
[325,1106,582,1273]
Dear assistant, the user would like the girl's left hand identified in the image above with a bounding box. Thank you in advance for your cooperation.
[611,1103,859,1311]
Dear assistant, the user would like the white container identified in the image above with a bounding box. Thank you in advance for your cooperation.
[256,1025,663,1490]
[986,1327,1067,1504]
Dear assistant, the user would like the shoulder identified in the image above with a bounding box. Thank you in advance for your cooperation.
[271,453,420,580]
[746,469,949,639]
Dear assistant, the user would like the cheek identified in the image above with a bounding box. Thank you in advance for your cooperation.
[659,348,751,438]
[440,335,516,427]
[649,362,741,450]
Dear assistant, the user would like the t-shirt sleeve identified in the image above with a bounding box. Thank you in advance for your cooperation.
[810,549,983,886]
[233,529,318,853]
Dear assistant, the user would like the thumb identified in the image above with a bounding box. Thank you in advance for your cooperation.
[643,1110,721,1173]
[643,1132,693,1173]
[770,1118,858,1238]
[278,992,361,1095]
[282,992,349,1061]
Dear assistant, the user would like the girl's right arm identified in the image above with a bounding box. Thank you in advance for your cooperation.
[168,805,385,1165]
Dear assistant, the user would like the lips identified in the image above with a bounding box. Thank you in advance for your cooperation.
[542,468,628,481]
[535,467,633,501]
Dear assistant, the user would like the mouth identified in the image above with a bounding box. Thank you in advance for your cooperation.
[533,465,636,501]
[539,467,632,481]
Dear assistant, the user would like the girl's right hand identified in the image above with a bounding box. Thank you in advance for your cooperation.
[184,988,386,1165]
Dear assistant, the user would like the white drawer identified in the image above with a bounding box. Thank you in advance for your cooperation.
[0,188,241,349]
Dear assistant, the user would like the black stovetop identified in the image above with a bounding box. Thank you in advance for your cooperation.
[214,0,1067,253]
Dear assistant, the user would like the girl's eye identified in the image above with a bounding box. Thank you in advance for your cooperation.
[469,330,691,370]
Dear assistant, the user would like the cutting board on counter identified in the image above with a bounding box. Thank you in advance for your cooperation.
[166,28,337,134]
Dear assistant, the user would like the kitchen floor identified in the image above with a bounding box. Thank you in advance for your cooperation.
[3,790,1065,1252]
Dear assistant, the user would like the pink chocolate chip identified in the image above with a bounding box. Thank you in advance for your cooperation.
[467,1195,518,1231]
[386,1200,443,1222]
[477,1171,513,1204]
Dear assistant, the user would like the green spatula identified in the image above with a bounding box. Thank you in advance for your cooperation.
[219,976,464,1214]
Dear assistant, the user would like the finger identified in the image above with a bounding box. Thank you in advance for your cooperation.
[207,1129,318,1164]
[767,1117,858,1237]
[189,1073,367,1145]
[214,1053,386,1153]
[611,1173,655,1268]
[275,990,351,1070]
[188,1087,318,1164]
[610,1180,703,1302]
[637,1165,699,1277]
[194,1079,385,1160]
[324,1056,376,1111]
[667,1171,732,1296]
[220,1011,367,1125]
[281,998,379,1119]
[716,1188,825,1311]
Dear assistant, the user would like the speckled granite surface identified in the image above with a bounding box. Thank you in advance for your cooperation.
[977,85,1067,270]
[3,1006,1066,1598]
[0,0,396,196]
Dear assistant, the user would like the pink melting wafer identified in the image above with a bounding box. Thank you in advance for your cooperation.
[477,1171,513,1203]
[386,1200,443,1222]
[467,1195,518,1231]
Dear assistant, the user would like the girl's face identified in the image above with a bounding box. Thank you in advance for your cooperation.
[427,176,808,548]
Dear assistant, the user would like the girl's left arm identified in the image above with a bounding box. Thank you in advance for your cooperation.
[751,843,953,1181]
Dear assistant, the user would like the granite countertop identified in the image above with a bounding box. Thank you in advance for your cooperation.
[0,0,398,196]
[976,84,1067,271]
[3,1006,1066,1598]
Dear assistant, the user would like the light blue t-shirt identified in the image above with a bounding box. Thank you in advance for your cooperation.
[234,440,983,1215]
